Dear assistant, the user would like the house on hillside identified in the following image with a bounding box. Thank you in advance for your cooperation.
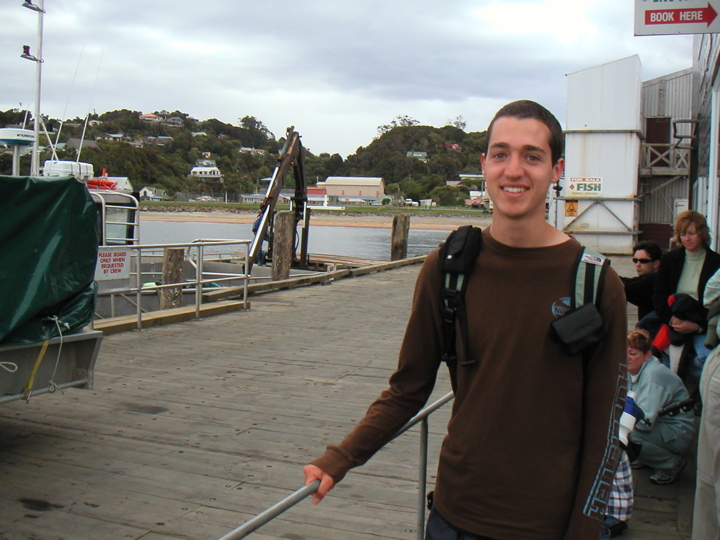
[96,132,125,142]
[65,138,100,152]
[239,147,267,155]
[444,142,462,153]
[163,117,184,128]
[139,187,169,201]
[190,159,224,183]
[144,135,174,147]
[458,173,485,189]
[406,150,428,162]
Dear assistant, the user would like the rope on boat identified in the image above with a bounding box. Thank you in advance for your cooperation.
[46,316,70,394]
[22,316,71,401]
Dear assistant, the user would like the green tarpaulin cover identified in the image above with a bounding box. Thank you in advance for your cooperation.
[0,175,99,344]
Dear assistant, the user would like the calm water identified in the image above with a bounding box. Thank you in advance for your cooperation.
[139,220,451,261]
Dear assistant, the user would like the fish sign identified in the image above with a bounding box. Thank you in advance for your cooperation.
[635,0,720,35]
[567,178,603,198]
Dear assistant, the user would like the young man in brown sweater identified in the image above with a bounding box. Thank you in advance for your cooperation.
[304,100,628,539]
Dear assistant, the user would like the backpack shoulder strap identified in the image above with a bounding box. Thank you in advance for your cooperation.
[572,246,609,310]
[438,226,483,366]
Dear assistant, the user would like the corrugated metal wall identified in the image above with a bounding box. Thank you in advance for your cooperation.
[639,68,693,225]
[694,34,720,179]
[638,176,689,223]
[643,68,694,138]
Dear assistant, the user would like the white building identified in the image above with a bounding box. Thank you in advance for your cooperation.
[316,177,385,198]
[139,187,169,201]
[190,159,224,184]
[552,56,643,254]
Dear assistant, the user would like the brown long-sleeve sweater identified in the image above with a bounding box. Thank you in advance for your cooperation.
[312,229,628,539]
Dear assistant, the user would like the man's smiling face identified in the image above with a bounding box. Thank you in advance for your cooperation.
[481,117,563,223]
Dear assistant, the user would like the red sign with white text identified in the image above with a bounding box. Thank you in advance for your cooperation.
[636,0,720,35]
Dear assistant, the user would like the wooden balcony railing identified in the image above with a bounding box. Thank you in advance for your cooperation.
[640,143,690,175]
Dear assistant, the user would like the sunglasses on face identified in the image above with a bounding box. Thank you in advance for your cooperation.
[632,258,653,264]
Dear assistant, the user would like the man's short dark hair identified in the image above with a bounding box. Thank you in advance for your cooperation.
[487,100,564,165]
[633,241,662,262]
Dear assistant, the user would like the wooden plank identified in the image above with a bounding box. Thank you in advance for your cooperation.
[0,259,693,539]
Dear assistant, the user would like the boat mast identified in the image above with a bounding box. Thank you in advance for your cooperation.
[21,0,45,176]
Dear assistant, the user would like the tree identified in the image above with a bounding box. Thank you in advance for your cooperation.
[0,104,489,202]
[429,185,462,207]
[399,177,424,201]
[238,115,275,148]
[446,115,467,130]
[377,115,420,135]
[385,182,401,200]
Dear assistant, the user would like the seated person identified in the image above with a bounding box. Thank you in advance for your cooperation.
[622,240,662,322]
[626,329,697,485]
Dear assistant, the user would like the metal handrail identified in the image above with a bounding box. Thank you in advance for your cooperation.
[96,239,251,329]
[217,391,455,540]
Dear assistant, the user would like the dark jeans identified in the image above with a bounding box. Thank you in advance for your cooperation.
[425,506,497,540]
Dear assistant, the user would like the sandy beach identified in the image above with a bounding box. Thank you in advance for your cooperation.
[139,209,492,231]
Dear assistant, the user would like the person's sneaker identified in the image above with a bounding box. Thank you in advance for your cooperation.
[630,460,647,469]
[649,458,686,485]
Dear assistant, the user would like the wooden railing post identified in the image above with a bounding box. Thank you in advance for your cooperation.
[160,247,184,309]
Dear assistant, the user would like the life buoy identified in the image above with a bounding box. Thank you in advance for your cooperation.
[87,177,118,190]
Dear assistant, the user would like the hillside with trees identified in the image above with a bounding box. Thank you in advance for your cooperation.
[0,109,487,204]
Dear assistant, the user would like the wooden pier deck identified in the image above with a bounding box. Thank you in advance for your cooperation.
[0,257,695,539]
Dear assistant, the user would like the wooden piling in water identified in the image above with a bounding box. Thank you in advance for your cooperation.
[391,214,410,261]
[272,211,294,281]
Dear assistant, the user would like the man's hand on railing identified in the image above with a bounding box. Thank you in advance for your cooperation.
[303,464,335,504]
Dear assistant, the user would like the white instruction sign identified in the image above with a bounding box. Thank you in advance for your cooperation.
[95,248,131,280]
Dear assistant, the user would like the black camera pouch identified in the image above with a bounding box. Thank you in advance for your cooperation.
[550,302,605,356]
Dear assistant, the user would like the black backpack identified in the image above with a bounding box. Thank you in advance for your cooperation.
[438,225,608,365]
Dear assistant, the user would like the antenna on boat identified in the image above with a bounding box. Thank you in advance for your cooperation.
[20,0,45,176]
[77,49,103,163]
[54,44,85,155]
[20,104,29,129]
[39,116,57,161]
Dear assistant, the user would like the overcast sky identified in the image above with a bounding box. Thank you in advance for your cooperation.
[1,0,694,158]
